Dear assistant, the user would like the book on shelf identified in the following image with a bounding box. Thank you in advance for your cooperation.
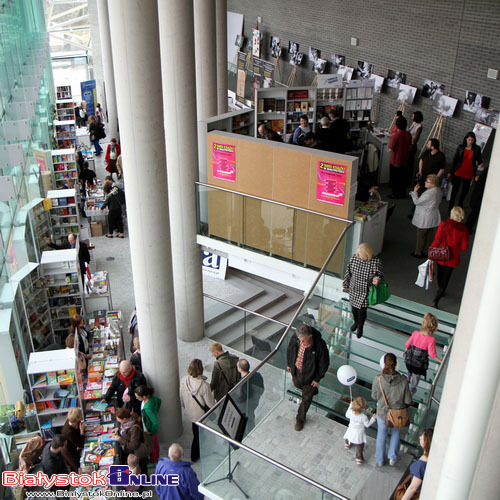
[300,101,309,113]
[92,401,108,412]
[33,374,47,387]
[263,98,276,112]
[58,373,75,385]
[257,99,264,113]
[54,388,70,398]
[275,99,286,112]
[84,451,101,464]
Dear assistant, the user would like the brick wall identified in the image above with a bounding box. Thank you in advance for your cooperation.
[228,0,500,164]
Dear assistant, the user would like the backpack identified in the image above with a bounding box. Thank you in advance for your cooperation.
[132,424,154,459]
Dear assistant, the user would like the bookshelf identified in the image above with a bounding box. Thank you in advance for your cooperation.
[56,85,72,100]
[31,199,52,257]
[27,350,82,440]
[10,263,55,352]
[54,120,76,149]
[344,80,374,124]
[51,149,78,190]
[41,248,85,343]
[55,99,75,122]
[46,189,80,246]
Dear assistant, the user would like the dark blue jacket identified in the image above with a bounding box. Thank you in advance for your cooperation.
[154,458,204,500]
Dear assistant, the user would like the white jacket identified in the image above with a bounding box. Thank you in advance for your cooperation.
[410,186,442,229]
[179,375,216,422]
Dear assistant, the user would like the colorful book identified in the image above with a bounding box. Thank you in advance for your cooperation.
[92,401,108,412]
[33,374,47,387]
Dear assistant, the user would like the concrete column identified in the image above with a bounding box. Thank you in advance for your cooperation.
[157,0,204,342]
[216,0,228,114]
[96,0,118,140]
[421,135,500,499]
[194,0,218,120]
[107,0,182,440]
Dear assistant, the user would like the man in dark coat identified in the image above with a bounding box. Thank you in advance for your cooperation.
[41,435,68,490]
[103,360,147,414]
[209,343,240,401]
[287,323,329,431]
[236,359,265,431]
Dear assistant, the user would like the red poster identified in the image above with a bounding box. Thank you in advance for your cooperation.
[316,161,346,206]
[212,142,236,182]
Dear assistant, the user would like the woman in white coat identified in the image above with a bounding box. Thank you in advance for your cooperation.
[179,359,216,462]
[410,174,442,259]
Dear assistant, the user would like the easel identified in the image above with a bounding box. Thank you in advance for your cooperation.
[286,66,297,87]
[311,73,319,87]
[419,114,445,159]
[272,57,282,83]
[388,101,406,131]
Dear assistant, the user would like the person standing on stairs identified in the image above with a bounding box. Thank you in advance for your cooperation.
[287,323,329,432]
[343,243,384,338]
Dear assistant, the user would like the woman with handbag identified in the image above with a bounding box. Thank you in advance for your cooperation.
[343,243,384,339]
[134,385,161,463]
[88,116,102,156]
[395,428,434,500]
[429,206,469,309]
[404,313,442,393]
[179,359,216,462]
[371,353,412,467]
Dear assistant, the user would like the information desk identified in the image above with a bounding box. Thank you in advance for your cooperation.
[366,131,391,184]
[352,200,388,256]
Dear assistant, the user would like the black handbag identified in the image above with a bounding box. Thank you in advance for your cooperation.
[404,344,429,372]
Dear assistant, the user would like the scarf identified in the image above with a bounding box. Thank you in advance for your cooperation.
[120,418,135,436]
[118,365,135,388]
[295,337,313,371]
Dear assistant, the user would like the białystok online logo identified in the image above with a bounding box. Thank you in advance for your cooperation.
[2,468,179,489]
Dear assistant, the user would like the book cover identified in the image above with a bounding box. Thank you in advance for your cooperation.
[84,452,101,464]
[92,401,108,412]
[58,374,75,385]
[300,101,309,112]
[100,433,115,443]
[54,389,70,398]
[33,374,47,387]
[271,120,284,134]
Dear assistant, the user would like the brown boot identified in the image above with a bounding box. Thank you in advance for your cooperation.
[295,418,304,431]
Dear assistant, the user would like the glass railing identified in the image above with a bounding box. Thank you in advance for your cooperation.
[197,182,353,275]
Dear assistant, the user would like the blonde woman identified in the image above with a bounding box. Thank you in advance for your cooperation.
[430,206,469,308]
[343,243,383,338]
[61,408,84,472]
[404,313,442,393]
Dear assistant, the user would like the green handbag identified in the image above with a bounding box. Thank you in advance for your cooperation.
[368,279,391,305]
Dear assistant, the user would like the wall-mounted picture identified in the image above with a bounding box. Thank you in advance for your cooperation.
[397,83,417,104]
[314,58,327,74]
[422,80,444,99]
[387,70,406,88]
[472,123,493,151]
[464,91,481,113]
[290,51,304,66]
[309,47,320,62]
[475,107,498,128]
[337,65,354,81]
[270,36,281,58]
[288,41,299,54]
[331,54,345,69]
[356,61,373,79]
[369,74,385,93]
[235,34,244,48]
[433,94,458,117]
[252,29,260,57]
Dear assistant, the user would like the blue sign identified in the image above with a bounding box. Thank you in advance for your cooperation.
[108,465,179,487]
[80,80,96,118]
[202,250,228,279]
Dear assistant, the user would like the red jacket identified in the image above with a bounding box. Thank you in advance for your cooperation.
[389,129,412,167]
[105,143,121,164]
[431,219,469,268]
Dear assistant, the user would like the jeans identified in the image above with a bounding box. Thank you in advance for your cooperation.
[376,416,401,465]
[409,373,420,392]
[92,138,102,155]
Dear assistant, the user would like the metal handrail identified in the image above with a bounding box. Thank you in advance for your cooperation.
[197,220,354,498]
[426,334,455,410]
[196,181,352,224]
[197,421,350,500]
[203,292,288,327]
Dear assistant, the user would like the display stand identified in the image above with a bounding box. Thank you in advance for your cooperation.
[51,149,78,190]
[419,114,445,160]
[84,271,113,314]
[27,349,83,440]
[55,99,75,122]
[54,120,76,149]
[41,248,85,343]
[46,189,80,245]
[352,201,388,256]
[56,86,72,100]
[286,66,297,87]
[272,57,282,84]
[388,101,406,131]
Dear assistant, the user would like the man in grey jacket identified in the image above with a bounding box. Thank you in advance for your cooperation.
[209,343,240,401]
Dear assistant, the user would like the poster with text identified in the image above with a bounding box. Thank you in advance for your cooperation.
[316,161,347,206]
[80,80,96,117]
[212,142,236,182]
[236,51,247,104]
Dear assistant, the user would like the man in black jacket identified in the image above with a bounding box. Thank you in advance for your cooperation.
[287,323,329,431]
[46,233,91,279]
[41,435,68,490]
[209,343,240,401]
[102,360,146,414]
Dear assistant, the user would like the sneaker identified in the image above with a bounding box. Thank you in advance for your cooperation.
[389,459,397,466]
[376,462,384,467]
[356,459,363,465]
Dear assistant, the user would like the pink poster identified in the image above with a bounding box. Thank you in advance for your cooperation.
[316,161,347,206]
[212,142,236,182]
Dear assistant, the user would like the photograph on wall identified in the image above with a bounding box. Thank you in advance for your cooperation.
[288,40,299,54]
[356,61,373,79]
[475,107,498,128]
[290,51,304,66]
[433,95,458,117]
[236,51,247,104]
[397,83,417,104]
[331,54,345,69]
[422,80,444,99]
[270,36,281,58]
[316,161,347,206]
[472,123,493,151]
[369,74,385,93]
[314,58,327,74]
[235,34,244,48]
[386,70,406,88]
[309,47,320,62]
[337,65,354,81]
[212,142,236,182]
[252,29,261,57]
[464,91,481,113]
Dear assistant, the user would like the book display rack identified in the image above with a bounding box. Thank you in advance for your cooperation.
[46,189,80,245]
[56,85,72,100]
[54,120,76,149]
[55,99,75,122]
[51,149,78,189]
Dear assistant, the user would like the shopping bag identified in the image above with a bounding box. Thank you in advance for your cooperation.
[368,279,391,305]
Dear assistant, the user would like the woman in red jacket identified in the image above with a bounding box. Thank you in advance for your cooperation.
[105,138,121,178]
[431,206,469,308]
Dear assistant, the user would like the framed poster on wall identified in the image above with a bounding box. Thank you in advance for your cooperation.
[212,142,236,182]
[316,161,347,206]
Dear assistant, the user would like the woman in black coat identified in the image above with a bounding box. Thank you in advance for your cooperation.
[448,132,483,210]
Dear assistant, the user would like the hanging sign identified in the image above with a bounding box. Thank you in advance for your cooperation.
[212,142,236,182]
[80,80,97,118]
[316,161,347,206]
